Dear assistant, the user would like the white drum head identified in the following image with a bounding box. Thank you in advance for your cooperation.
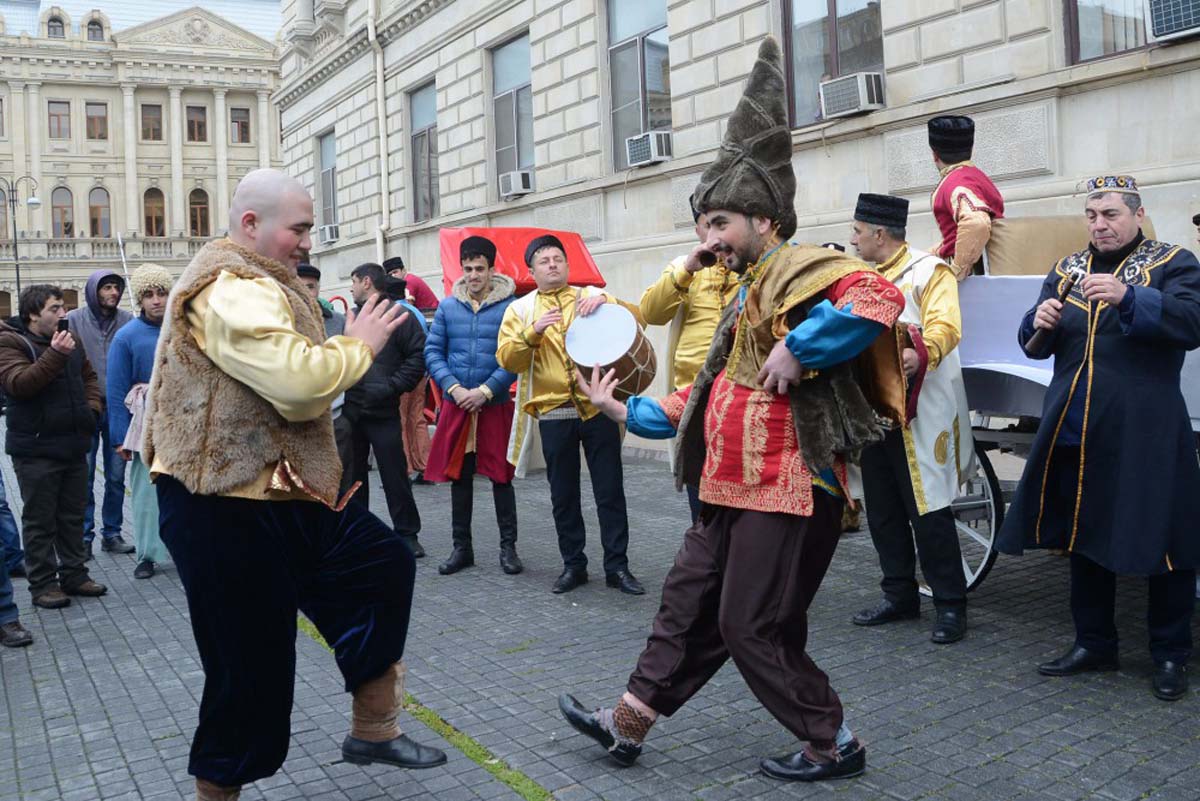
[566,303,637,368]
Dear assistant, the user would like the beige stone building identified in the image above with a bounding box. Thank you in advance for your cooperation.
[279,0,1200,368]
[0,1,282,315]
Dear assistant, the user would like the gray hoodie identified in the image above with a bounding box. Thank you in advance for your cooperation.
[66,269,134,408]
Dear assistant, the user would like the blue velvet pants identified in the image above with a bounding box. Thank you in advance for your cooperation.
[157,475,415,787]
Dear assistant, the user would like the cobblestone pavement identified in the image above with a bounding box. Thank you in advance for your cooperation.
[1,451,1197,801]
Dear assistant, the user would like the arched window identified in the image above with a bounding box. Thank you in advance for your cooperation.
[87,20,104,41]
[144,188,165,237]
[189,189,210,237]
[51,187,74,238]
[89,187,111,237]
[0,189,7,241]
[47,17,65,38]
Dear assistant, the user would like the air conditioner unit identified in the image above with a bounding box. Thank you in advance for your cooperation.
[626,130,673,168]
[1144,0,1200,42]
[318,224,340,244]
[819,72,885,120]
[499,169,534,199]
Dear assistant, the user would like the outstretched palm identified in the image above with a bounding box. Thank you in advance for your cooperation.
[574,364,626,423]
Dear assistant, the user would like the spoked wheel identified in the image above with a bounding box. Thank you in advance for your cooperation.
[919,441,1004,596]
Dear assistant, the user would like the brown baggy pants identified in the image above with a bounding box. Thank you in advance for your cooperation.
[626,493,845,745]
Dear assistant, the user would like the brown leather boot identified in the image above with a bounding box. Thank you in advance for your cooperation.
[195,778,240,800]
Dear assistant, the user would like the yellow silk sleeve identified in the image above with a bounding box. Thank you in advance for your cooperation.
[639,257,693,325]
[917,263,962,371]
[496,303,539,374]
[952,209,993,281]
[187,271,373,423]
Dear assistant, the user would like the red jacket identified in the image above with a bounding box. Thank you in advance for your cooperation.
[931,163,1005,261]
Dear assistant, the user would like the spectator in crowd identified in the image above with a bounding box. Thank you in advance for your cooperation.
[383,273,433,485]
[424,235,521,576]
[0,284,108,608]
[107,264,173,579]
[345,263,429,557]
[297,263,355,497]
[67,269,135,557]
[496,235,645,596]
[384,256,439,311]
[0,470,24,578]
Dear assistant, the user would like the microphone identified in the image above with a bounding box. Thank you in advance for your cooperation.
[1025,267,1086,355]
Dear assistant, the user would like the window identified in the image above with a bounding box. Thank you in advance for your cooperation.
[141,105,163,140]
[410,83,439,222]
[785,0,884,126]
[493,34,535,190]
[85,102,108,140]
[1068,1,1147,63]
[144,188,165,237]
[0,98,5,137]
[187,106,207,142]
[318,131,338,227]
[48,100,71,139]
[88,188,111,237]
[47,17,65,38]
[87,20,104,41]
[230,107,251,144]
[607,0,671,170]
[0,189,7,239]
[189,189,210,237]
[51,187,73,238]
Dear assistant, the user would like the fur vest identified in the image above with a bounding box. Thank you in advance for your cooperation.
[142,239,343,506]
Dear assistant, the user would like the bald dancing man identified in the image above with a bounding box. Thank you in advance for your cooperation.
[143,170,446,801]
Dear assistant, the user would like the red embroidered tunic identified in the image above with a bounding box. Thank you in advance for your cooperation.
[931,163,1005,262]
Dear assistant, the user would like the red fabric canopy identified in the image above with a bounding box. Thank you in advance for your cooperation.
[439,227,607,296]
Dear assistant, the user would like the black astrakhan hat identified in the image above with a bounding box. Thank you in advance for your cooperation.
[382,256,405,273]
[1193,212,1200,226]
[927,115,975,152]
[524,234,566,267]
[460,235,497,264]
[296,263,321,280]
[854,193,909,230]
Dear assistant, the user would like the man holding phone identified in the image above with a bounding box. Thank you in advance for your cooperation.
[0,285,107,609]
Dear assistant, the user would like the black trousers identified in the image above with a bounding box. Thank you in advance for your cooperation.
[11,455,90,596]
[451,453,518,550]
[861,429,967,610]
[686,484,701,524]
[346,414,421,539]
[157,475,415,787]
[1070,553,1195,665]
[333,412,354,498]
[538,415,629,575]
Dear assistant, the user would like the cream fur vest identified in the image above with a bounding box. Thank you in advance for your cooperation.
[143,239,343,505]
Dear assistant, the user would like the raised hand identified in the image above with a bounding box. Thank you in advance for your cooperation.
[575,364,627,423]
[533,308,563,333]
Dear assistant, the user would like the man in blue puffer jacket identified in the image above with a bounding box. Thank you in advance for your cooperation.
[424,236,520,576]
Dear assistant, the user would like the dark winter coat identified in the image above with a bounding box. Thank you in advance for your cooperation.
[343,297,427,421]
[424,274,517,405]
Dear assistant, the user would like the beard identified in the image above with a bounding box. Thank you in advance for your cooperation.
[718,228,768,275]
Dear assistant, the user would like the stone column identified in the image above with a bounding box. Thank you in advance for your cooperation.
[257,89,271,168]
[122,85,139,236]
[7,82,28,230]
[25,82,43,234]
[297,0,315,24]
[213,88,230,234]
[169,86,185,235]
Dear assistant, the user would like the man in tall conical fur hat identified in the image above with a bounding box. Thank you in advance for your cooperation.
[557,36,907,782]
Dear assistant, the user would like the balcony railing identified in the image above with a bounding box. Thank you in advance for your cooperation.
[0,235,219,264]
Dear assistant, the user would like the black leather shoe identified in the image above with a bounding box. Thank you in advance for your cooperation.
[402,536,426,559]
[760,739,866,782]
[101,535,135,554]
[1152,661,1188,701]
[438,547,474,575]
[931,608,967,644]
[552,568,588,594]
[342,734,447,769]
[133,560,155,580]
[606,569,645,595]
[1,621,33,648]
[557,694,642,766]
[410,472,433,486]
[1037,645,1119,677]
[499,546,523,575]
[852,598,919,626]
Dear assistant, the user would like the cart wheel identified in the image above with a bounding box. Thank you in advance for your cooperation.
[919,441,1003,596]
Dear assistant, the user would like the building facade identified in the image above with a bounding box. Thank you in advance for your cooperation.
[0,2,282,314]
[279,0,1200,408]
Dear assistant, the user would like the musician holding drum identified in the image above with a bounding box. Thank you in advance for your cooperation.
[639,196,737,521]
[496,234,647,596]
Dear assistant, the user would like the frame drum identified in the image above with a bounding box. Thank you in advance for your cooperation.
[565,304,657,401]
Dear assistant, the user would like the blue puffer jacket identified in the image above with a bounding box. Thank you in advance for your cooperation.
[424,274,517,404]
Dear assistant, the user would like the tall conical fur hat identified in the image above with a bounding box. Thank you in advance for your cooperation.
[693,36,796,239]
